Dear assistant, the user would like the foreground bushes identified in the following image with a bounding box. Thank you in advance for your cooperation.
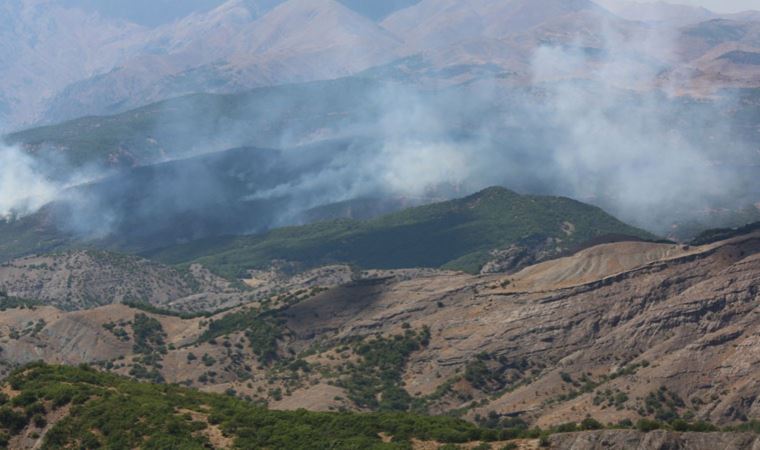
[2,364,495,449]
[0,363,750,449]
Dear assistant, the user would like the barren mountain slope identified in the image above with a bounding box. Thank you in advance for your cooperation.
[271,232,760,426]
[381,0,610,52]
[0,303,202,366]
[593,0,715,25]
[0,250,372,313]
[0,229,758,432]
[549,429,760,449]
[42,0,401,123]
[0,251,201,310]
[0,0,147,128]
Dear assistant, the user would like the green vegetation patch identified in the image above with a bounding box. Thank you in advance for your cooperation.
[128,314,168,383]
[123,301,211,319]
[336,327,430,412]
[0,364,745,449]
[5,363,499,449]
[690,221,760,246]
[464,353,530,394]
[150,187,655,279]
[0,291,43,311]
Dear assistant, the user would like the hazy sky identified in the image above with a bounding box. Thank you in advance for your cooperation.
[629,0,760,13]
[53,0,760,26]
[58,0,421,26]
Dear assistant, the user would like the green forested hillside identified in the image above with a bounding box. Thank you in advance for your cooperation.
[149,186,656,278]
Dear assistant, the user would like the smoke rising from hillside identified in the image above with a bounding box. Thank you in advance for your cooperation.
[243,21,755,234]
[2,8,758,250]
[527,25,751,231]
[0,143,112,233]
[0,145,59,220]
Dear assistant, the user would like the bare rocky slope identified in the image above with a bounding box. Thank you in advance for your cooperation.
[0,226,758,443]
[0,250,363,313]
[0,250,200,310]
[549,430,760,449]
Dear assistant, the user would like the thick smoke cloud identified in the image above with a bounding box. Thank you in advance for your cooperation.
[0,145,59,220]
[248,33,755,236]
[527,25,753,231]
[1,10,758,252]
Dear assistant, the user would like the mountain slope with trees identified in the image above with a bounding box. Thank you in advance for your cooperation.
[150,186,656,277]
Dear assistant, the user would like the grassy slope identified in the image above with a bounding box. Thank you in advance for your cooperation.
[149,186,656,278]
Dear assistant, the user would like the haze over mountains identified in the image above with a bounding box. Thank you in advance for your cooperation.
[0,0,758,256]
[1,0,759,130]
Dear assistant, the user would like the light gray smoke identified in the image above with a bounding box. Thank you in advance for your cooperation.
[0,145,59,220]
[1,3,758,248]
[526,22,753,231]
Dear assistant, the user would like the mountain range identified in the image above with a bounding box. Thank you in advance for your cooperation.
[2,0,760,131]
[2,2,760,447]
[5,73,759,249]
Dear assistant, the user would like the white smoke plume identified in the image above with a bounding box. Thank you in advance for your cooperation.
[0,145,59,220]
[528,18,751,231]
[1,6,758,246]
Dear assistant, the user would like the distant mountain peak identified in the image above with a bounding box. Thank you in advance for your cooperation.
[238,0,285,16]
[263,0,377,21]
[244,0,401,55]
[174,0,285,23]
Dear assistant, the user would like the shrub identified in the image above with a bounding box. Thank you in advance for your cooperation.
[336,329,428,411]
[32,414,47,428]
[636,419,663,432]
[11,390,37,407]
[0,407,28,433]
[554,422,578,433]
[131,313,167,355]
[581,417,604,430]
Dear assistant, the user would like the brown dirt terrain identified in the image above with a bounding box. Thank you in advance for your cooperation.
[0,231,758,434]
[0,304,204,366]
[550,430,760,449]
[0,252,378,313]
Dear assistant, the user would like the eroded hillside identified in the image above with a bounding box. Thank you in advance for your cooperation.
[0,228,757,436]
[0,250,362,313]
